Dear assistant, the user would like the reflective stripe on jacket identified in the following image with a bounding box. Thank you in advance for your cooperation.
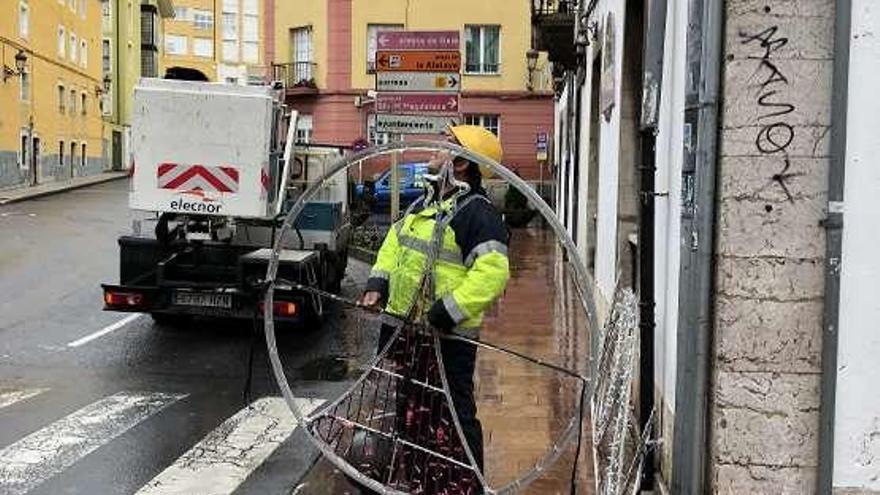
[366,190,510,338]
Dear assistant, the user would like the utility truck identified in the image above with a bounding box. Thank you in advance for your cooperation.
[101,79,350,326]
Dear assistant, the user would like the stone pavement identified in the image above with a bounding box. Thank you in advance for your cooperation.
[294,227,595,494]
[0,171,129,205]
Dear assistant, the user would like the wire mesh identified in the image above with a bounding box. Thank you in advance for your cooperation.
[591,289,642,495]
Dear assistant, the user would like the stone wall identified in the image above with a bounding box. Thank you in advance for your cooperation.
[710,0,835,492]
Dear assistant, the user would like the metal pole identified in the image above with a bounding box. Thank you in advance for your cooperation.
[635,0,668,488]
[817,0,853,492]
[390,147,400,220]
[671,0,723,492]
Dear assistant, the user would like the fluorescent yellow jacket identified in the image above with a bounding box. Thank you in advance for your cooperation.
[365,191,510,338]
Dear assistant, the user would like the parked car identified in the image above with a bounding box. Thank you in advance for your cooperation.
[355,162,430,212]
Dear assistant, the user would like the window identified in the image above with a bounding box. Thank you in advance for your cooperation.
[81,143,87,168]
[58,26,66,57]
[243,0,258,15]
[222,0,238,13]
[368,114,392,146]
[165,35,188,55]
[223,41,238,62]
[19,1,29,39]
[291,27,313,82]
[465,25,500,74]
[81,92,87,115]
[463,114,500,137]
[102,0,110,17]
[70,33,78,63]
[70,142,77,170]
[243,14,258,62]
[81,40,87,68]
[173,6,189,21]
[20,132,29,170]
[243,15,258,40]
[59,141,64,169]
[222,13,238,39]
[295,115,313,143]
[222,12,239,62]
[102,39,111,72]
[70,89,77,115]
[140,6,159,77]
[243,42,258,62]
[20,70,30,101]
[58,84,66,113]
[193,38,213,58]
[367,24,403,73]
[193,10,213,30]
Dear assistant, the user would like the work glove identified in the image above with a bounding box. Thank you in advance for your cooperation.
[427,299,456,333]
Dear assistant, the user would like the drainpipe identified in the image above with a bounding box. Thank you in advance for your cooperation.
[637,0,669,489]
[817,0,852,492]
[670,0,723,492]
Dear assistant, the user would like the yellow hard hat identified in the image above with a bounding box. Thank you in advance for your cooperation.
[448,125,503,177]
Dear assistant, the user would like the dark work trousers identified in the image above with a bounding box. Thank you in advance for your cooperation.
[378,324,484,471]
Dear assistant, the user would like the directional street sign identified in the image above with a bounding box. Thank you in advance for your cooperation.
[376,93,461,115]
[376,51,461,72]
[376,31,461,51]
[376,72,460,93]
[375,114,460,135]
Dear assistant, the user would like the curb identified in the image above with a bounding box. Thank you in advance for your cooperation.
[0,172,129,206]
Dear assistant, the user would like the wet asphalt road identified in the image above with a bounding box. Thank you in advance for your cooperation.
[0,180,373,495]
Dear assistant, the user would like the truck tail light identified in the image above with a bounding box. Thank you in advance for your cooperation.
[259,301,298,317]
[104,290,145,308]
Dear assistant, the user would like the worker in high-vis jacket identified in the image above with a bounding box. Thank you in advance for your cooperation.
[358,125,511,470]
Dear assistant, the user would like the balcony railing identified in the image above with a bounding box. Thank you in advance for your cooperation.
[272,62,318,94]
[531,0,576,17]
[531,0,578,76]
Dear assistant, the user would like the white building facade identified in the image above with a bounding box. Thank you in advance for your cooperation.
[550,0,879,493]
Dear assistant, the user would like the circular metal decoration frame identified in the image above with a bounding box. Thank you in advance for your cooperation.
[263,140,599,494]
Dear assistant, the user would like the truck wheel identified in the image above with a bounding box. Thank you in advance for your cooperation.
[150,313,191,328]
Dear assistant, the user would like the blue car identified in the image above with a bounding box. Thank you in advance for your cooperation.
[356,162,430,211]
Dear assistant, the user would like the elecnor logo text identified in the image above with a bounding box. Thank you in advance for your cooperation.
[169,199,224,214]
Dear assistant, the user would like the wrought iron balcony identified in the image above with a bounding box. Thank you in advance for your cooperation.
[531,0,578,73]
[272,62,319,96]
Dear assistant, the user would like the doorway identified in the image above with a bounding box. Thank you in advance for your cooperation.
[112,131,122,171]
[30,136,40,186]
[586,55,602,274]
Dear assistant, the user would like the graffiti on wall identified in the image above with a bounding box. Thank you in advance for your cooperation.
[740,26,802,203]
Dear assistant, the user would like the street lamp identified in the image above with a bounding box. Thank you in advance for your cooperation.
[3,49,27,82]
[526,49,540,91]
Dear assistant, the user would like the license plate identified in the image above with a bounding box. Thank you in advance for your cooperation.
[172,291,232,309]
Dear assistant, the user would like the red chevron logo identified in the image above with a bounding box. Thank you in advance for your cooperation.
[157,163,239,194]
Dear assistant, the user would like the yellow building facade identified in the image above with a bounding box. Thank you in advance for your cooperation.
[1,0,104,189]
[102,0,174,171]
[163,0,264,83]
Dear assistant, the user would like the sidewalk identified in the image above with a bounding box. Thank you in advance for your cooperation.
[0,172,129,206]
[295,227,595,494]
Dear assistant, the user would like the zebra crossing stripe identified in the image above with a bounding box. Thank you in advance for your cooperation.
[0,388,48,410]
[135,397,324,495]
[0,391,186,495]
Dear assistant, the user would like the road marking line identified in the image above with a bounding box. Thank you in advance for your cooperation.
[67,313,142,348]
[0,391,185,495]
[135,397,324,495]
[0,388,49,410]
